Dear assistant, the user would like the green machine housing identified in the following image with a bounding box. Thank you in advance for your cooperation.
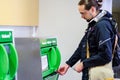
[0,30,18,80]
[40,38,61,79]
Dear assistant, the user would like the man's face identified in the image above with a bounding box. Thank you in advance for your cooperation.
[78,5,94,22]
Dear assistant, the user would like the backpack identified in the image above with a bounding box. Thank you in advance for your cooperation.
[100,17,120,67]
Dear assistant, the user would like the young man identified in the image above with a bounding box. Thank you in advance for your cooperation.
[57,0,114,80]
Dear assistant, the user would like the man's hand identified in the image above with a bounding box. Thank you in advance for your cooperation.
[74,62,84,73]
[57,64,70,75]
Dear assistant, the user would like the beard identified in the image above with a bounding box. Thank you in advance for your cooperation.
[86,12,94,22]
[86,19,91,22]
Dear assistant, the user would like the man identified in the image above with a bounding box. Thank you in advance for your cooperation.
[57,0,114,80]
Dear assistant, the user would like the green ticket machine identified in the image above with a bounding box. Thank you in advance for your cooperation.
[40,38,61,80]
[0,30,18,80]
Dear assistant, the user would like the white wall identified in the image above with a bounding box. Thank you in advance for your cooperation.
[101,0,112,13]
[0,26,38,37]
[38,0,112,80]
[38,0,87,80]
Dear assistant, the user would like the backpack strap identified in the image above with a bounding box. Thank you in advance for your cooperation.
[113,35,118,57]
[99,17,118,34]
[98,17,119,57]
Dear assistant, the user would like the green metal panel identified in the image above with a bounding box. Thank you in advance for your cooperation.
[0,30,18,80]
[40,38,61,79]
[40,38,57,48]
[4,43,18,80]
[0,31,13,43]
[0,44,9,80]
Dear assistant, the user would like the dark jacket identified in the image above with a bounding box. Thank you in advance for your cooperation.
[66,10,115,80]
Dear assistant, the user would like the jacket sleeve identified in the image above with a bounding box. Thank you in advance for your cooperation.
[66,35,86,67]
[83,20,114,68]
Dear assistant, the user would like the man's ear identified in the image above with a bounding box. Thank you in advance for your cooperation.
[91,6,96,13]
[90,6,97,15]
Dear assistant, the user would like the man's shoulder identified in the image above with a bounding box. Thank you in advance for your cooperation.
[96,19,111,27]
[94,17,113,31]
[98,17,111,24]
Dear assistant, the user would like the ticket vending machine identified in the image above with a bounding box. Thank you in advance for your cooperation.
[40,38,61,80]
[0,30,18,80]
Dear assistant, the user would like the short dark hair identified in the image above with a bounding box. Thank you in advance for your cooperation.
[78,0,103,10]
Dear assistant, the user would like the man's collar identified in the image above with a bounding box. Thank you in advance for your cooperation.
[89,10,107,23]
